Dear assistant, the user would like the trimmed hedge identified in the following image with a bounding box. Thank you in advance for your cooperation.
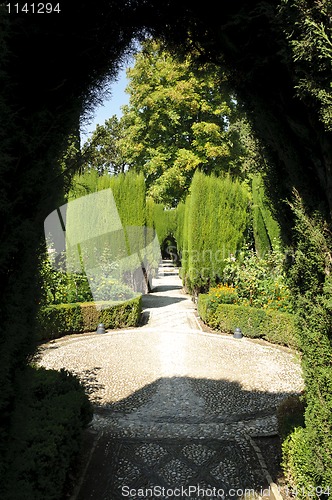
[179,172,250,294]
[3,366,92,500]
[37,295,142,341]
[198,294,299,349]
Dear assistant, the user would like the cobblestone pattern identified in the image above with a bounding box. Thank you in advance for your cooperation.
[76,436,270,500]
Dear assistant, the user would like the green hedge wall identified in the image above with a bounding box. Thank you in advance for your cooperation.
[37,296,142,341]
[198,294,299,349]
[3,366,92,500]
[179,171,250,293]
[285,194,332,491]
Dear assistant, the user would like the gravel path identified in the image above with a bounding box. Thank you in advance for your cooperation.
[37,261,304,499]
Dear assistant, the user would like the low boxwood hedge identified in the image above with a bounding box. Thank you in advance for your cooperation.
[198,294,299,349]
[37,295,142,341]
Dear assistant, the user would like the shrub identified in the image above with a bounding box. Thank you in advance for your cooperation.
[38,303,84,338]
[87,275,137,301]
[39,249,92,306]
[3,366,92,500]
[222,245,294,313]
[281,427,318,499]
[99,296,142,329]
[198,295,299,349]
[37,295,142,340]
[277,394,306,440]
[284,193,332,491]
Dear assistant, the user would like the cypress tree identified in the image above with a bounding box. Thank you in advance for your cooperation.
[65,171,150,293]
[187,172,210,291]
[174,201,185,264]
[180,195,191,288]
[179,171,249,293]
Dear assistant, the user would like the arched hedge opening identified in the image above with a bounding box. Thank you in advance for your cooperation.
[161,234,179,263]
[1,0,331,494]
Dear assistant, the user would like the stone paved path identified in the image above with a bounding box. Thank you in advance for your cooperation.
[38,261,304,500]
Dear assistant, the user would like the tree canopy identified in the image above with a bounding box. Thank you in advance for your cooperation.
[83,39,261,206]
[82,115,127,175]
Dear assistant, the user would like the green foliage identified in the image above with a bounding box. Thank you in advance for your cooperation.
[37,296,142,341]
[39,248,92,305]
[179,171,250,293]
[66,170,160,290]
[281,427,319,499]
[198,297,299,349]
[279,0,332,132]
[252,174,281,257]
[280,191,332,491]
[174,201,185,252]
[252,201,271,258]
[118,39,257,206]
[222,245,294,313]
[38,303,83,339]
[277,394,306,441]
[81,115,126,174]
[89,276,136,301]
[146,200,180,261]
[288,192,328,298]
[149,200,177,244]
[3,366,92,500]
[98,296,142,328]
[108,170,146,230]
[40,243,136,306]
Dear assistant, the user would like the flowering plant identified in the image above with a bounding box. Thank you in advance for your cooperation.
[206,284,238,311]
[207,245,295,313]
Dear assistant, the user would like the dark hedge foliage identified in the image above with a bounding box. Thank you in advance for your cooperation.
[252,174,281,257]
[277,394,306,441]
[2,367,92,500]
[279,194,332,491]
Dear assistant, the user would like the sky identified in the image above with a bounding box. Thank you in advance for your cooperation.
[80,66,130,141]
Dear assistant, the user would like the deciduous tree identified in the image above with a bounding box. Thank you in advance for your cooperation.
[119,39,247,205]
[82,115,127,175]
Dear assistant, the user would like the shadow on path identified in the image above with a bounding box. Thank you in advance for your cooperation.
[76,376,300,500]
[151,284,183,292]
[88,375,298,425]
[159,271,179,276]
[142,295,186,308]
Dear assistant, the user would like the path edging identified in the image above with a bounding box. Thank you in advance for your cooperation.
[247,434,284,500]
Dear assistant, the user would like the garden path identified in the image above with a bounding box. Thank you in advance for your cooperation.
[39,261,304,500]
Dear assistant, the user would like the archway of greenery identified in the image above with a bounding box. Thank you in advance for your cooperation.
[0,0,331,494]
[161,235,179,263]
